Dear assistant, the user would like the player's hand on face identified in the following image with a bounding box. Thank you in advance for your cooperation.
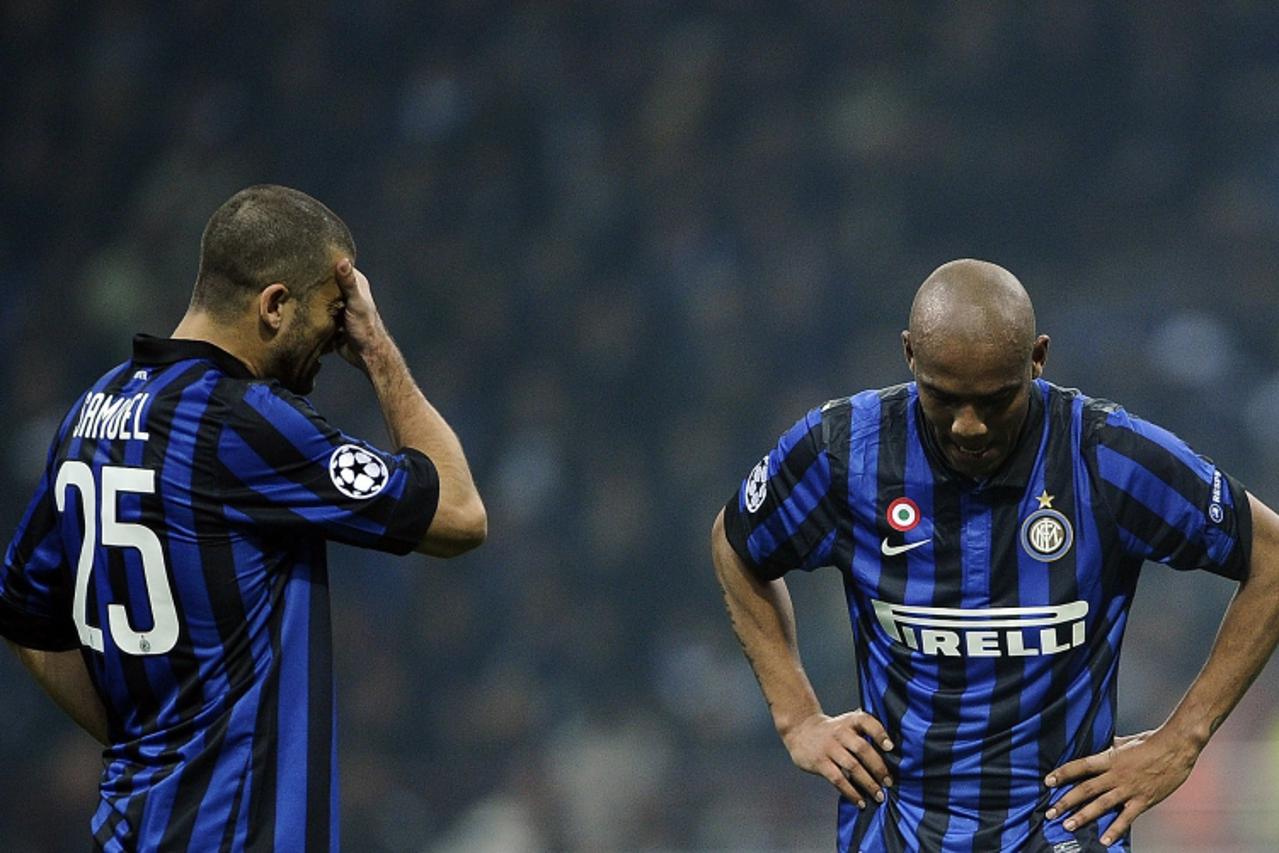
[783,709,895,809]
[1044,728,1199,846]
[333,258,389,371]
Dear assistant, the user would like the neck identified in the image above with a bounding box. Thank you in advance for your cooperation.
[172,311,264,378]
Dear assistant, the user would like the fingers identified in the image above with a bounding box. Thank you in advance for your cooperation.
[848,710,894,752]
[1059,786,1125,833]
[1046,749,1108,787]
[334,257,367,298]
[1099,802,1143,847]
[827,744,885,805]
[1044,775,1104,820]
[818,759,868,808]
[835,728,892,789]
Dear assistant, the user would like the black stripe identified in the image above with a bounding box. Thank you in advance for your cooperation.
[974,487,1027,844]
[1036,393,1085,786]
[93,806,125,849]
[916,481,963,848]
[871,388,909,787]
[823,400,856,573]
[153,374,253,849]
[1223,472,1252,580]
[306,563,332,851]
[220,765,248,853]
[244,573,287,852]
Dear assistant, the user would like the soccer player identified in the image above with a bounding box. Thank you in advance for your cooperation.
[711,259,1279,851]
[0,185,486,850]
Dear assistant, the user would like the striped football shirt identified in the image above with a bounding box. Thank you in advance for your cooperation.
[0,335,440,852]
[723,379,1250,852]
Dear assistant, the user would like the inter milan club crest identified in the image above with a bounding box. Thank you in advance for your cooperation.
[886,497,920,532]
[1020,490,1074,562]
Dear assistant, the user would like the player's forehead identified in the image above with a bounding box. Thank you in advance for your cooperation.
[914,338,1028,397]
[306,274,342,305]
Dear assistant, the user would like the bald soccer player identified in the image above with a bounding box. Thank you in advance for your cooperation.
[711,259,1279,851]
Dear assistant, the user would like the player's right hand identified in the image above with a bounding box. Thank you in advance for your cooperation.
[333,258,390,371]
[782,709,894,809]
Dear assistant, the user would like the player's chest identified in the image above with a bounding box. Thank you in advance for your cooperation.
[845,483,1084,600]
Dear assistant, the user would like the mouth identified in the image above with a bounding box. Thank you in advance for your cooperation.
[947,442,998,471]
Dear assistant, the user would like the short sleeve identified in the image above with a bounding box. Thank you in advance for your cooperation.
[214,383,440,555]
[1089,406,1251,580]
[0,465,79,651]
[722,406,840,581]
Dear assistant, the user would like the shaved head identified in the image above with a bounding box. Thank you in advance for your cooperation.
[909,259,1036,368]
[902,259,1049,480]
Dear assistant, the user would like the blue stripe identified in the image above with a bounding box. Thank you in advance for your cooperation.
[894,394,933,849]
[160,375,229,704]
[275,567,312,849]
[845,391,898,834]
[1001,386,1057,849]
[946,493,989,849]
[1057,396,1106,840]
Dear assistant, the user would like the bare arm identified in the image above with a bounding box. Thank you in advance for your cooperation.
[711,509,893,809]
[334,259,486,557]
[1048,492,1279,845]
[7,641,108,745]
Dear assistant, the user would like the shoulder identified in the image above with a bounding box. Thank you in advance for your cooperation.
[1035,382,1125,447]
[1059,384,1204,475]
[219,379,336,449]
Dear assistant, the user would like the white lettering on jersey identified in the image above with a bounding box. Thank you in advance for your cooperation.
[871,599,1088,658]
[72,392,152,441]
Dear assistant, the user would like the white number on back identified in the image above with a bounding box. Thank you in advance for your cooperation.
[55,461,178,655]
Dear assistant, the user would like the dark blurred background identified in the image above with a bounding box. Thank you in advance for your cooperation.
[4,2,1279,850]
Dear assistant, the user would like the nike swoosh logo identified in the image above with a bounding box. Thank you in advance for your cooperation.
[881,537,931,557]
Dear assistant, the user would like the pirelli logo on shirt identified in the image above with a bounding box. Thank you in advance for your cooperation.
[871,599,1088,657]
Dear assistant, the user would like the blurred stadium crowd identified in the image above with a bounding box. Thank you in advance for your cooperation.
[5,2,1279,850]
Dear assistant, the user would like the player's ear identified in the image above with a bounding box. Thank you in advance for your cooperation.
[902,330,916,374]
[258,283,290,333]
[1031,334,1050,378]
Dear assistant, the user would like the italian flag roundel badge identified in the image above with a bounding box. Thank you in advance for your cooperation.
[887,497,920,532]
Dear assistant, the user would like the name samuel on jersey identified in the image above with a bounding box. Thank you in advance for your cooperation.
[71,392,152,441]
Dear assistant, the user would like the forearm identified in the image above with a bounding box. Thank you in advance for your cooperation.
[711,511,822,737]
[8,641,109,745]
[362,336,485,555]
[1162,493,1279,750]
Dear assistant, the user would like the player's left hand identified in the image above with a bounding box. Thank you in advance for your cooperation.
[1044,728,1200,846]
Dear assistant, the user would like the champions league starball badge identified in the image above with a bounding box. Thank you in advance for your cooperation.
[1020,490,1073,562]
[329,444,390,499]
[744,455,770,513]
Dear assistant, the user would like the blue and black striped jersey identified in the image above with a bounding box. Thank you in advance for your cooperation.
[0,335,440,852]
[723,380,1251,853]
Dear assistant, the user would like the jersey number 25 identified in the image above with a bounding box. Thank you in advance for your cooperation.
[55,461,178,656]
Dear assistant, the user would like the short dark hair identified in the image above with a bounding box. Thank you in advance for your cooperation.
[192,185,355,317]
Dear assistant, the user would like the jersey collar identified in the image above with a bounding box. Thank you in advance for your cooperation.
[914,378,1047,492]
[132,334,256,380]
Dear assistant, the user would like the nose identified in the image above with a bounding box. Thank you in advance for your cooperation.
[951,405,988,442]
